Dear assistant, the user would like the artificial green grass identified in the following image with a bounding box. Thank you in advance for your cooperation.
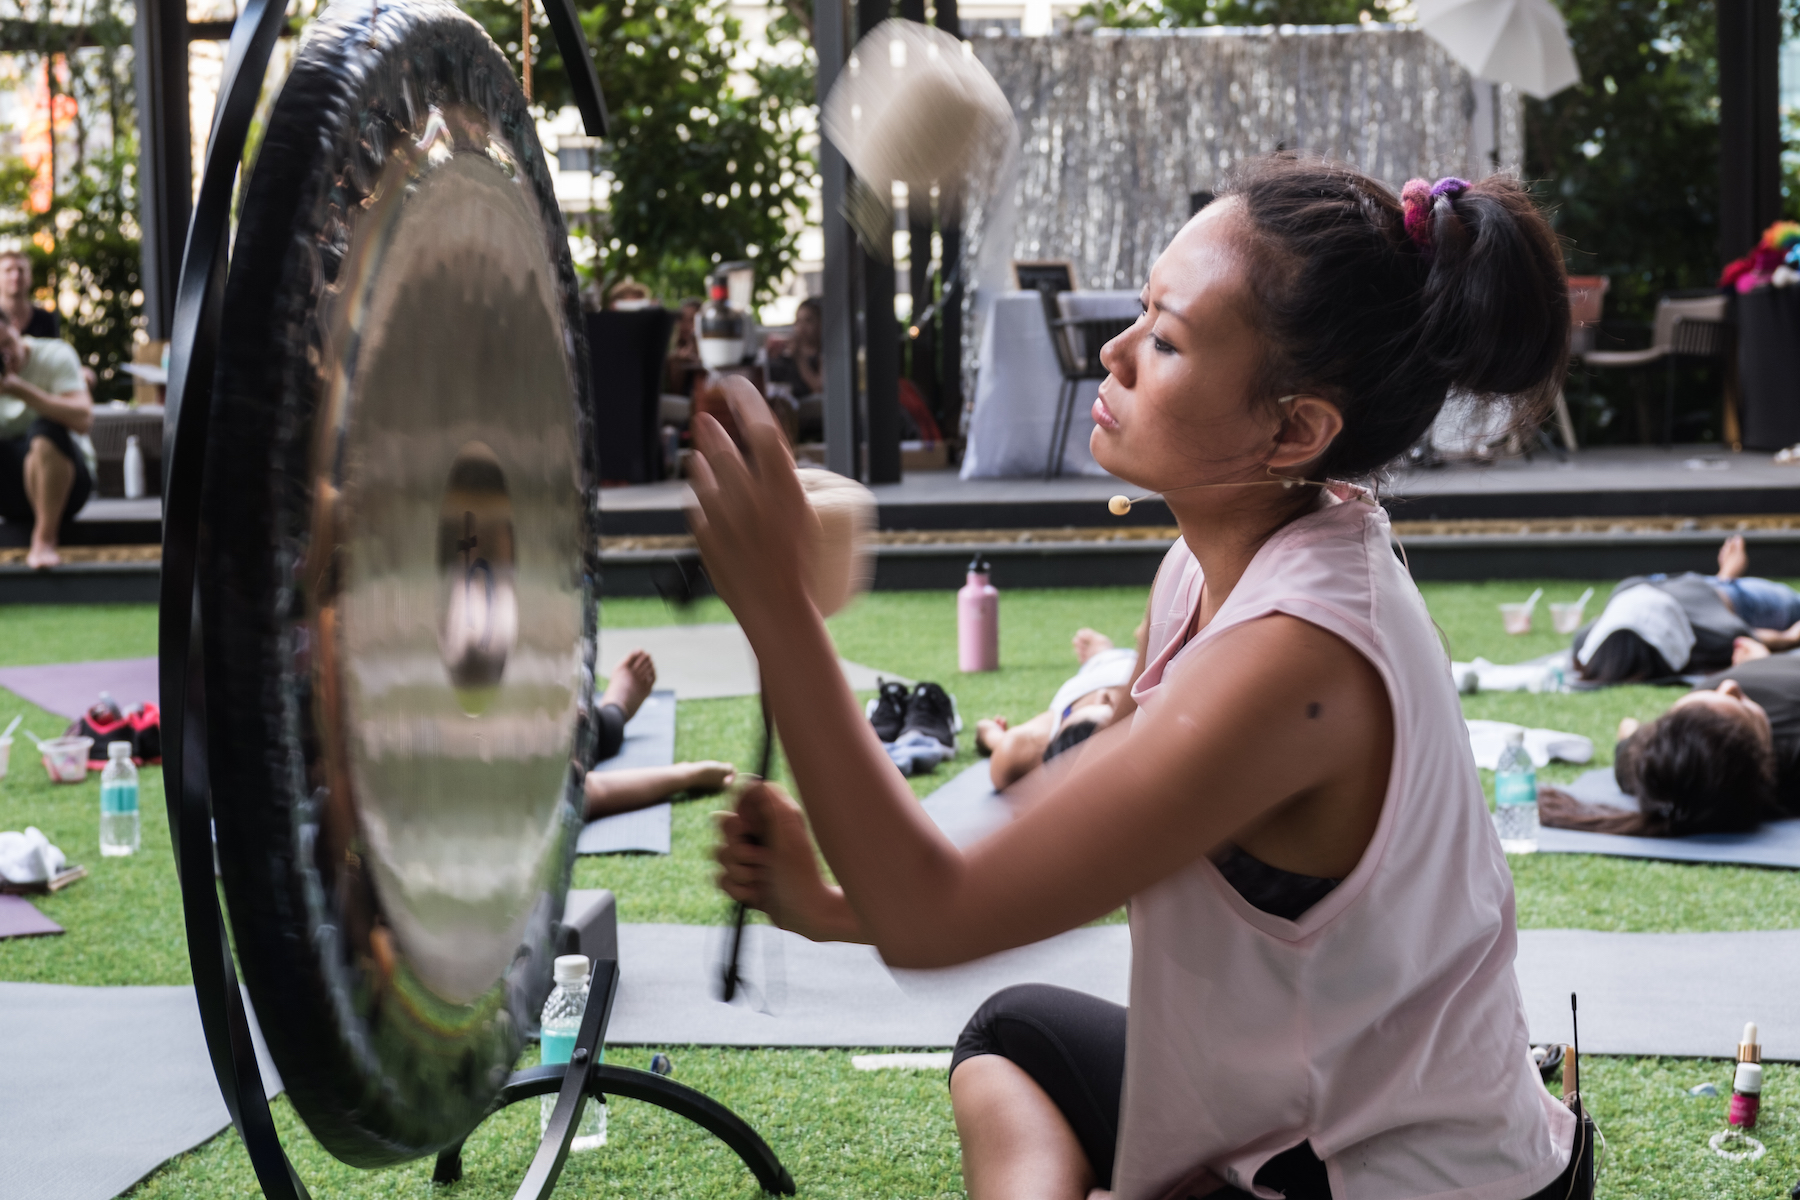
[1,585,1797,1196]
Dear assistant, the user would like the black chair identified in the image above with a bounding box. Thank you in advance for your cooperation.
[587,308,675,483]
[1045,314,1134,478]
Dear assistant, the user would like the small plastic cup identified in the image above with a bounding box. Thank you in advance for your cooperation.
[1500,603,1534,635]
[0,735,10,781]
[1550,601,1588,635]
[40,736,93,783]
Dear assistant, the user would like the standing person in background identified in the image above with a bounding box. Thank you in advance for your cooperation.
[0,251,59,337]
[0,309,93,568]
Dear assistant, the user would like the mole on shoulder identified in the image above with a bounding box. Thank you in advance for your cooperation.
[1306,702,1322,719]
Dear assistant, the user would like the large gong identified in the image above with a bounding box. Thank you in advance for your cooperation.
[198,0,593,1163]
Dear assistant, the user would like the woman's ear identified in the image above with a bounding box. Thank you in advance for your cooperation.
[1268,394,1342,476]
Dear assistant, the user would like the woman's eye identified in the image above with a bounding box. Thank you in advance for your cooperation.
[1152,334,1176,354]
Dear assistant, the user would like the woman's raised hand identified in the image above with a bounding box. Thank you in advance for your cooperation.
[714,782,866,944]
[687,376,822,630]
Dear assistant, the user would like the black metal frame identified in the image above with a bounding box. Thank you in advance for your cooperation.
[1044,315,1132,479]
[157,2,790,1196]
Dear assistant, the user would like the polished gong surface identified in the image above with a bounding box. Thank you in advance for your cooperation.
[200,0,594,1164]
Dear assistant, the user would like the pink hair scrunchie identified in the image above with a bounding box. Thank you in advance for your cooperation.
[1401,176,1470,254]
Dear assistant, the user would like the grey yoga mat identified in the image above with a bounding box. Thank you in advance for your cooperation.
[1538,768,1800,868]
[602,922,1800,1059]
[0,982,280,1200]
[576,690,677,855]
[598,624,899,700]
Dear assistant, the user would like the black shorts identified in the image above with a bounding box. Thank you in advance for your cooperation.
[0,418,92,526]
[950,983,1582,1200]
[594,702,626,762]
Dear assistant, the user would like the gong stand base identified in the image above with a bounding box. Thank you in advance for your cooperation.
[430,957,796,1197]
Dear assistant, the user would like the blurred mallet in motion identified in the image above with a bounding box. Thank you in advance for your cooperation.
[719,468,876,1003]
[821,18,1015,259]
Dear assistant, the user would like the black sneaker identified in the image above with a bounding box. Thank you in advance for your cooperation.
[899,682,961,752]
[865,679,911,743]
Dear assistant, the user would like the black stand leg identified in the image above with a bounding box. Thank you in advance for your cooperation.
[436,959,795,1197]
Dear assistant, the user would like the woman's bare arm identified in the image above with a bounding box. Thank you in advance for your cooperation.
[692,382,1389,968]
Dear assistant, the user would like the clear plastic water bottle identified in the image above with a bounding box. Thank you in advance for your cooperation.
[1493,729,1538,854]
[539,954,605,1150]
[99,741,139,856]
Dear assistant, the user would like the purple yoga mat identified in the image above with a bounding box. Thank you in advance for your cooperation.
[0,894,63,939]
[0,656,159,721]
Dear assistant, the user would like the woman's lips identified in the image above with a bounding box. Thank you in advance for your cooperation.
[1092,394,1119,430]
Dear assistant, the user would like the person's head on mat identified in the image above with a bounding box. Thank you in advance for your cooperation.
[1604,680,1778,835]
[1575,628,1673,685]
[700,154,1578,1200]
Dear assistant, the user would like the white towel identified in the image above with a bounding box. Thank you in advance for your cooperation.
[0,827,66,884]
[1466,720,1594,771]
[1576,583,1694,672]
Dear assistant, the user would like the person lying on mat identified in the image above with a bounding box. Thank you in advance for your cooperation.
[699,158,1582,1200]
[976,627,1145,789]
[1571,536,1800,684]
[582,649,735,820]
[1543,649,1800,837]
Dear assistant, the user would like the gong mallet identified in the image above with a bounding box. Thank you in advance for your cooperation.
[717,467,875,1004]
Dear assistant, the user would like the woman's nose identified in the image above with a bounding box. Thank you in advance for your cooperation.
[1100,324,1135,386]
[1718,679,1746,700]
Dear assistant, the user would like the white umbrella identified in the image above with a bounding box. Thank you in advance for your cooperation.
[1415,0,1581,100]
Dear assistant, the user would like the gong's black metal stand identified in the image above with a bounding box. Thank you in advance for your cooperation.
[159,0,791,1195]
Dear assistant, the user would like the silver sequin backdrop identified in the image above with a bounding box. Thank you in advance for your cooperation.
[965,24,1524,295]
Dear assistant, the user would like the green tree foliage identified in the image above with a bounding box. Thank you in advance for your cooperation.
[1521,0,1721,324]
[0,4,142,402]
[459,0,814,302]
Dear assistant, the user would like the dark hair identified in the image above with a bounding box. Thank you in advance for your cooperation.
[1543,705,1778,838]
[1042,719,1099,764]
[796,297,822,317]
[1221,155,1569,479]
[1626,706,1777,835]
[1574,629,1673,684]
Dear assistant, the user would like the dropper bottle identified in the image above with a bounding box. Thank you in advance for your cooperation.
[1729,1021,1762,1129]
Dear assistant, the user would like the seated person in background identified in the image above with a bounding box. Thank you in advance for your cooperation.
[0,250,58,336]
[1571,536,1800,684]
[765,297,824,440]
[605,276,655,310]
[583,649,735,819]
[664,298,703,396]
[0,310,92,569]
[977,626,1143,789]
[1541,647,1800,836]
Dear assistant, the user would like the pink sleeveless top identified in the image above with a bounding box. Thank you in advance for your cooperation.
[1115,489,1573,1200]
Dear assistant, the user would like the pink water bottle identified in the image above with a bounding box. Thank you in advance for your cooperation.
[958,556,999,672]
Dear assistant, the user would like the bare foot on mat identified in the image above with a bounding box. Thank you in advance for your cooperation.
[1071,627,1114,663]
[25,538,60,570]
[1717,534,1749,581]
[599,648,657,720]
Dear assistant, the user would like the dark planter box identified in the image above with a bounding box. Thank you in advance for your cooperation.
[1737,286,1800,449]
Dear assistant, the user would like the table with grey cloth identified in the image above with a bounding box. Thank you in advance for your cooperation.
[961,290,1138,479]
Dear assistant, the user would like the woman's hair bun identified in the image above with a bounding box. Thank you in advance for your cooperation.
[1223,154,1569,480]
[1418,176,1570,404]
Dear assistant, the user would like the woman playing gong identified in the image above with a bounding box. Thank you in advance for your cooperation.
[697,155,1577,1200]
